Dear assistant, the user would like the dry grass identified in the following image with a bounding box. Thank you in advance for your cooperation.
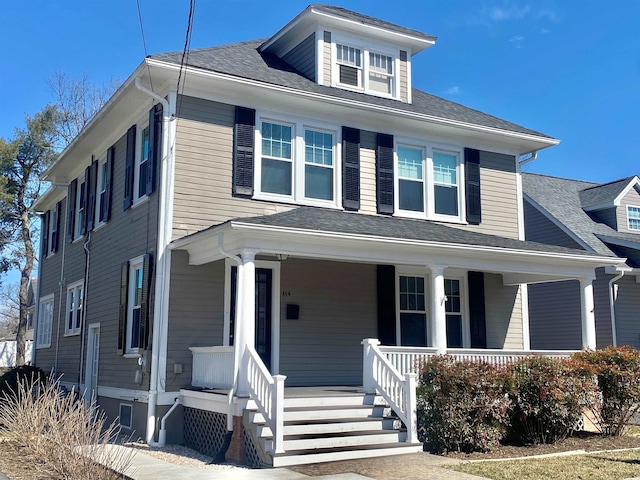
[449,449,640,480]
[0,375,135,479]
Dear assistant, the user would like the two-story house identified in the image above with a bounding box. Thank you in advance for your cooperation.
[32,5,624,467]
[524,173,640,350]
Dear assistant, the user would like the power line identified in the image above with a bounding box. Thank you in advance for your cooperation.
[135,0,154,92]
[175,0,196,119]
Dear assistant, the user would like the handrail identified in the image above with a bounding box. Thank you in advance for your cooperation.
[244,347,285,454]
[362,339,417,443]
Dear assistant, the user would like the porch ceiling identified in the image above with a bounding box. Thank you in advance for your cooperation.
[170,207,626,283]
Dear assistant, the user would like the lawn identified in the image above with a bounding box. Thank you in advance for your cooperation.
[449,449,640,480]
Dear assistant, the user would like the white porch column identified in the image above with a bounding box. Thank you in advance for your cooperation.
[429,265,447,354]
[236,249,258,395]
[580,276,597,350]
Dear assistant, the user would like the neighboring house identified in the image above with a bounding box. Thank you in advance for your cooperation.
[0,278,36,368]
[32,5,624,467]
[523,173,640,350]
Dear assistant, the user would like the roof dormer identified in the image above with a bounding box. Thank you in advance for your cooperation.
[260,5,436,103]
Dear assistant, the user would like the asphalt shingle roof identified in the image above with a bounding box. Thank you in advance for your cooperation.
[227,206,609,258]
[522,173,640,257]
[579,177,636,209]
[151,39,552,139]
[310,5,437,42]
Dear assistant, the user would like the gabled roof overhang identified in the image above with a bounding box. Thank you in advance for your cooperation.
[171,220,624,286]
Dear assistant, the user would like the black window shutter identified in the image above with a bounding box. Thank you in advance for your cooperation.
[66,179,77,243]
[41,211,50,257]
[232,106,256,197]
[102,146,114,222]
[80,166,90,236]
[342,127,360,211]
[468,271,487,348]
[118,262,128,355]
[138,253,152,353]
[376,133,394,214]
[465,148,481,225]
[86,158,98,232]
[123,125,136,211]
[146,104,162,196]
[52,201,62,253]
[377,265,396,345]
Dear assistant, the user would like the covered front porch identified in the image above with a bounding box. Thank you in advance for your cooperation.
[169,208,622,465]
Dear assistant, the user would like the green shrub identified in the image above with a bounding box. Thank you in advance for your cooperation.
[0,364,46,399]
[575,346,640,436]
[508,356,594,445]
[417,355,512,453]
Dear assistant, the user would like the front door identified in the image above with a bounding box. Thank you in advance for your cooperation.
[255,268,272,370]
[84,324,100,405]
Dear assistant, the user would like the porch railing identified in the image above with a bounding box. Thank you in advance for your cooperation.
[378,345,577,374]
[362,339,418,443]
[189,346,235,389]
[244,347,285,454]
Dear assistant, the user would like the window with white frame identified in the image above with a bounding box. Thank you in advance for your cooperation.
[95,156,108,226]
[36,295,54,348]
[398,275,427,346]
[334,42,397,98]
[126,258,144,354]
[65,281,83,335]
[75,179,86,239]
[48,208,58,256]
[256,117,338,206]
[135,124,150,201]
[628,206,640,231]
[395,144,463,220]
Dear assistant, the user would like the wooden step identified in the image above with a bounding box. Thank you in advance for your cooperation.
[250,405,391,424]
[256,417,401,437]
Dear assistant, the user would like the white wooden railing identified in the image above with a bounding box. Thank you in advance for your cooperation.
[362,339,418,443]
[244,347,285,454]
[378,345,577,374]
[189,346,235,389]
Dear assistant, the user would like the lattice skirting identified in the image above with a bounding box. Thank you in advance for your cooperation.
[243,430,266,468]
[183,407,227,458]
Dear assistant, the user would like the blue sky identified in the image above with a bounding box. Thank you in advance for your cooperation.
[1,1,638,183]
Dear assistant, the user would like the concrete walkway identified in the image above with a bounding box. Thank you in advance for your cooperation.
[98,445,488,480]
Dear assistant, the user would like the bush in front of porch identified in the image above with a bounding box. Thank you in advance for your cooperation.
[417,355,512,453]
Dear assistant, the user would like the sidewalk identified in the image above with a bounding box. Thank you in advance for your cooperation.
[98,445,488,480]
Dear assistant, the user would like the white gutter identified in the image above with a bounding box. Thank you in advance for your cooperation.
[217,234,242,432]
[518,151,538,165]
[134,76,175,446]
[609,267,630,346]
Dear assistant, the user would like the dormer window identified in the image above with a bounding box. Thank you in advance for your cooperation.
[628,206,640,231]
[333,40,398,99]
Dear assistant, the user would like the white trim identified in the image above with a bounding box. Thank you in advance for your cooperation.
[36,294,54,349]
[97,385,149,402]
[65,280,84,336]
[94,152,108,228]
[126,255,145,355]
[316,27,324,86]
[133,119,150,207]
[516,165,525,241]
[626,205,640,233]
[520,284,530,350]
[523,194,594,251]
[613,176,640,206]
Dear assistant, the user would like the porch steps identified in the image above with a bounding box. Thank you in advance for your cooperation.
[245,391,423,467]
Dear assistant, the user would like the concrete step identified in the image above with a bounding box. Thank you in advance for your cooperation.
[271,442,424,467]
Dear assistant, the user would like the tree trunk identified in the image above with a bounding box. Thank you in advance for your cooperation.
[15,197,34,366]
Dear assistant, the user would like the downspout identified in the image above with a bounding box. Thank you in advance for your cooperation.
[31,213,47,366]
[134,77,173,445]
[148,396,181,447]
[78,232,91,390]
[54,197,70,373]
[609,269,625,346]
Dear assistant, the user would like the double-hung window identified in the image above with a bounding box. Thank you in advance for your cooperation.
[127,259,144,353]
[36,294,54,348]
[65,281,83,335]
[75,180,86,239]
[628,206,640,231]
[395,143,463,221]
[369,52,394,95]
[136,124,150,200]
[445,278,463,348]
[334,41,398,98]
[336,44,362,88]
[256,117,338,206]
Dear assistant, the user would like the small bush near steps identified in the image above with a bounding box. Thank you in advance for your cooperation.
[575,346,640,436]
[417,355,512,453]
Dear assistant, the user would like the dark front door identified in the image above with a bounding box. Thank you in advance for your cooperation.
[255,268,272,370]
[229,266,274,372]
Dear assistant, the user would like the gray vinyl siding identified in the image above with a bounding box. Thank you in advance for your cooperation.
[282,33,315,81]
[528,280,582,350]
[323,31,331,86]
[483,274,523,349]
[399,53,408,103]
[613,274,640,348]
[165,252,225,390]
[455,151,520,239]
[36,130,159,391]
[596,207,618,230]
[618,186,640,233]
[172,95,293,239]
[279,259,378,386]
[607,244,640,268]
[524,201,584,249]
[594,268,613,348]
